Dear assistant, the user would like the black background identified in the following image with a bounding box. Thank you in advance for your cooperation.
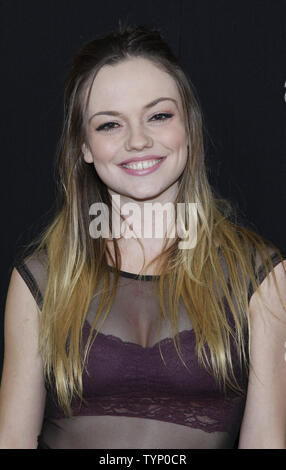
[0,0,285,446]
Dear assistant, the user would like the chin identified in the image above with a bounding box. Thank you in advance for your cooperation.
[129,189,165,201]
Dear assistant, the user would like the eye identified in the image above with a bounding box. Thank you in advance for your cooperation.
[95,113,174,133]
[96,122,119,132]
[150,113,173,121]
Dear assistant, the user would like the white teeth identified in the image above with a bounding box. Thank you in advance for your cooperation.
[122,158,162,170]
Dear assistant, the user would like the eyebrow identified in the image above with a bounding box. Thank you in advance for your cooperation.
[88,97,178,124]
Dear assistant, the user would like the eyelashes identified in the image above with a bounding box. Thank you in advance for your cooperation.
[95,113,174,133]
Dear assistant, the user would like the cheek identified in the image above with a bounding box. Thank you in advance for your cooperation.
[162,125,187,151]
[88,136,117,163]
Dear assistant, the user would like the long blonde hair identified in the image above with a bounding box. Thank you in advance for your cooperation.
[19,23,286,417]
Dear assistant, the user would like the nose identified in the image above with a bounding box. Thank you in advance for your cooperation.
[125,123,153,151]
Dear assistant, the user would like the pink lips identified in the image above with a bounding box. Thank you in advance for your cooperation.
[118,155,166,166]
[118,156,166,176]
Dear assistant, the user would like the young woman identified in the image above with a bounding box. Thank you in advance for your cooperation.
[0,24,285,449]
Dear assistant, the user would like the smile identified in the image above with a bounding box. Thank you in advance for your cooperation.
[119,157,166,176]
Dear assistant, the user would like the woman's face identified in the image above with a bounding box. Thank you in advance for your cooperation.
[83,57,188,204]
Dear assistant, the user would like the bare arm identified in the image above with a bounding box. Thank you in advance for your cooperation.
[0,268,47,448]
[238,261,286,449]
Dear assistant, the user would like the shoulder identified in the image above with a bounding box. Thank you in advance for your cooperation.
[246,238,286,347]
[242,235,285,303]
[248,256,286,352]
[13,247,49,310]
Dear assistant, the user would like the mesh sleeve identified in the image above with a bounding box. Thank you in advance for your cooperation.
[13,250,48,310]
[248,245,285,303]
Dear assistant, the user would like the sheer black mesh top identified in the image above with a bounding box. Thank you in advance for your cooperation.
[13,246,282,449]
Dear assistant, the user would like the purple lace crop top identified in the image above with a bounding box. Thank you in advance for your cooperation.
[13,247,282,449]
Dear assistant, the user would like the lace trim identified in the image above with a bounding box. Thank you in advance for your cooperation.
[46,394,245,434]
[82,324,195,350]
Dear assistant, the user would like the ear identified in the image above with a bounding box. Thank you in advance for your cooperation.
[82,143,93,163]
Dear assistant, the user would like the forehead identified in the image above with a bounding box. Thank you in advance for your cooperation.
[86,57,181,114]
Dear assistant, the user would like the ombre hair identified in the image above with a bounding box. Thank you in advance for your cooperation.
[19,22,285,416]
